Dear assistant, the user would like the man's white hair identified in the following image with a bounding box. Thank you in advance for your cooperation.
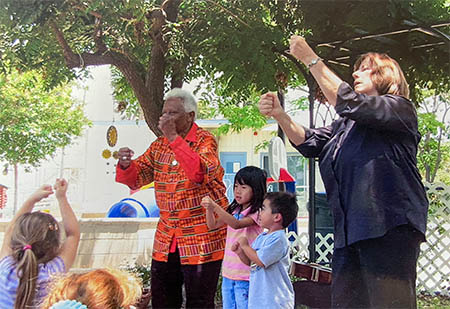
[165,88,197,119]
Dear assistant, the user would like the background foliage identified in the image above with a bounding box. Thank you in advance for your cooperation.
[0,69,90,169]
[417,89,450,184]
[0,0,448,136]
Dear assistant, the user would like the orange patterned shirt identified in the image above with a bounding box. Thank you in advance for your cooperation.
[116,123,228,264]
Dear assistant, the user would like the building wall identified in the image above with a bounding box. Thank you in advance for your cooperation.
[216,128,300,166]
[0,66,321,218]
[0,120,304,217]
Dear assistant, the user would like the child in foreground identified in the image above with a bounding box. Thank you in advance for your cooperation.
[232,191,298,309]
[0,179,80,308]
[41,268,142,309]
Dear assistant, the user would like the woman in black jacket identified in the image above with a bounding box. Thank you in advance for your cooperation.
[258,35,428,308]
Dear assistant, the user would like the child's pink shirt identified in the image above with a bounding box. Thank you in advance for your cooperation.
[222,206,262,281]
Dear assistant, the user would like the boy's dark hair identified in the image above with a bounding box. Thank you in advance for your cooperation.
[264,192,298,228]
[228,166,267,215]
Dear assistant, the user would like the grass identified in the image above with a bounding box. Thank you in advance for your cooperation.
[292,276,450,309]
[295,294,450,309]
[122,266,450,309]
[418,292,450,309]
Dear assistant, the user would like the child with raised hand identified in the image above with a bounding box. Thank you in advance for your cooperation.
[201,166,266,309]
[232,192,298,309]
[0,178,80,309]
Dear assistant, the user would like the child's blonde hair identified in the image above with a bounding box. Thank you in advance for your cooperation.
[41,268,142,309]
[10,212,60,309]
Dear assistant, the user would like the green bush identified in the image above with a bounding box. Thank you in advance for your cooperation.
[121,261,151,288]
[418,291,450,308]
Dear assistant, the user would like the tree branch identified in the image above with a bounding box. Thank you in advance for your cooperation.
[49,19,113,68]
[49,18,150,106]
[431,98,450,182]
[203,0,250,28]
[49,20,79,68]
[144,0,182,89]
[272,46,308,77]
[93,17,108,54]
[71,3,102,19]
[162,0,182,22]
[171,59,186,89]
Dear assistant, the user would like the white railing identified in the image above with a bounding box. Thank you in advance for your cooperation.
[417,182,450,295]
[288,182,450,295]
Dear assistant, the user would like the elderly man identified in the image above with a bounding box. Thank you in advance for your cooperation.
[116,88,228,309]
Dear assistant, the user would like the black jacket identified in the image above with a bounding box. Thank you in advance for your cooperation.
[293,83,428,248]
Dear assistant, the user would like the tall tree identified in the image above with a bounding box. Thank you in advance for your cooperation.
[0,70,90,212]
[0,0,448,136]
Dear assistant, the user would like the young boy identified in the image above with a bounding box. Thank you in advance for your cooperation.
[232,192,298,309]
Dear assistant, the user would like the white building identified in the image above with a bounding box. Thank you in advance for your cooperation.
[0,66,325,218]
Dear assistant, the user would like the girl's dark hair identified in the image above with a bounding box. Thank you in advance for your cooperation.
[227,166,267,215]
[10,212,61,309]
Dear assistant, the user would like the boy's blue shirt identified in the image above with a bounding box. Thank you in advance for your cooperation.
[248,229,294,309]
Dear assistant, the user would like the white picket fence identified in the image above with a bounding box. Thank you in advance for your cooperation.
[288,182,450,295]
[417,182,450,295]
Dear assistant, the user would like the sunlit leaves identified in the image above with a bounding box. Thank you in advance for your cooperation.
[417,92,450,183]
[0,0,448,138]
[0,70,91,168]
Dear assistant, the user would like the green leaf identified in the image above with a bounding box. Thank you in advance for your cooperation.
[0,69,91,169]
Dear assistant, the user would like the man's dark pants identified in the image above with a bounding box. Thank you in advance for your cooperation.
[151,249,222,309]
[332,225,423,308]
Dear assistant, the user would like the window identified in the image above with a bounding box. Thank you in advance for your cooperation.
[261,152,308,204]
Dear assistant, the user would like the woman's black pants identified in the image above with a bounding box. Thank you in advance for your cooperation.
[331,225,423,308]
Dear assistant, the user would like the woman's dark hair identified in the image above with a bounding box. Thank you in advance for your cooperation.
[227,166,267,215]
[10,212,61,309]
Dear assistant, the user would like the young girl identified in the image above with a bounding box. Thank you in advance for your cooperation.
[201,166,266,309]
[0,178,80,308]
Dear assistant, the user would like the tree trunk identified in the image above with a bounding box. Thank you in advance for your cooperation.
[50,0,183,137]
[425,165,431,183]
[113,55,164,136]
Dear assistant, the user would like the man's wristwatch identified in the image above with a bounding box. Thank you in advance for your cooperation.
[307,57,323,69]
